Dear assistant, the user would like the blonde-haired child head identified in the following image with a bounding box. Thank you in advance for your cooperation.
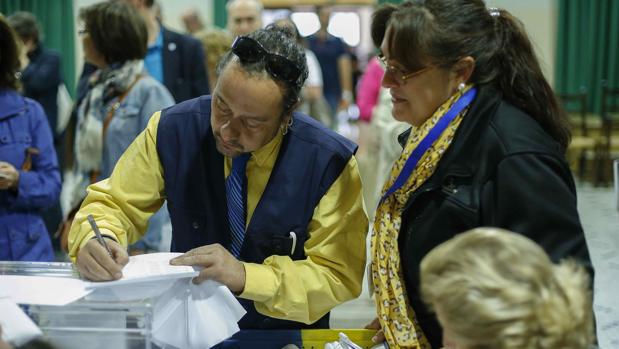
[420,227,594,349]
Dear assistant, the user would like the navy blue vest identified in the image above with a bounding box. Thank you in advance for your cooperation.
[156,96,357,329]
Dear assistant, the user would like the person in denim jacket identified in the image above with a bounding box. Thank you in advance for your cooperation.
[67,2,174,254]
[0,15,60,261]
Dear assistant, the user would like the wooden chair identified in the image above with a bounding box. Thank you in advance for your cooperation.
[597,80,619,185]
[558,87,598,182]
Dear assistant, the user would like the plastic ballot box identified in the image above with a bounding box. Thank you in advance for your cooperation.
[1,261,157,349]
[1,261,378,349]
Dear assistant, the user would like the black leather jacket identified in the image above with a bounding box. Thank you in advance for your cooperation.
[398,86,592,347]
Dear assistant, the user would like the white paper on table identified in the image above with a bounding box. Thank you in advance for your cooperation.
[0,275,91,306]
[85,253,199,289]
[0,297,42,346]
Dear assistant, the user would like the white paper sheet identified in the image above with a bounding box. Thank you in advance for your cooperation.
[85,253,199,289]
[0,275,91,306]
[152,279,246,349]
[0,297,42,346]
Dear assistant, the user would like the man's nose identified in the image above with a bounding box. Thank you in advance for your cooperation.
[220,119,240,141]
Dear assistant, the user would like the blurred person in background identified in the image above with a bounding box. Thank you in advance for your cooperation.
[421,228,594,349]
[0,15,60,261]
[7,12,64,252]
[181,8,204,35]
[355,56,385,216]
[61,1,174,254]
[307,6,353,124]
[195,28,233,92]
[226,0,263,37]
[7,12,62,145]
[125,0,209,103]
[273,17,330,126]
[366,1,592,347]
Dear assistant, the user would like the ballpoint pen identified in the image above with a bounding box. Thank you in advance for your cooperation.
[87,214,113,258]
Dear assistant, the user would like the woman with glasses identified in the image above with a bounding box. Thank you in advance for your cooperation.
[62,1,174,254]
[366,1,592,348]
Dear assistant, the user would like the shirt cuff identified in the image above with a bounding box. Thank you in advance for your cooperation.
[239,262,278,302]
[78,228,118,251]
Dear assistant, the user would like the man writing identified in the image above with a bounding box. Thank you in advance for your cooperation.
[68,26,368,329]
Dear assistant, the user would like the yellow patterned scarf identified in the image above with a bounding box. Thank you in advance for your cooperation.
[370,85,473,348]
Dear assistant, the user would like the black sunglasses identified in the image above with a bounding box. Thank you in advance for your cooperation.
[231,36,302,84]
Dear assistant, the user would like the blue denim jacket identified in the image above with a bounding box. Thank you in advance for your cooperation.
[75,75,174,251]
[0,89,60,261]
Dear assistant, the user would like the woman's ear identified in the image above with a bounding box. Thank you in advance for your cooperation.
[453,56,475,84]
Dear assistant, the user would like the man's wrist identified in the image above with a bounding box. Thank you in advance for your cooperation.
[89,234,118,243]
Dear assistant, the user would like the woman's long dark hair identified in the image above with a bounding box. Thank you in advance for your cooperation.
[371,0,571,151]
[0,15,21,90]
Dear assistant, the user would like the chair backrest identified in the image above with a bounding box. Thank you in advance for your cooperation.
[557,86,588,136]
[602,80,619,119]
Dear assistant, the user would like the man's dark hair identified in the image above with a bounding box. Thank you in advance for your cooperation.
[79,1,147,65]
[7,11,40,44]
[0,15,21,90]
[217,24,309,115]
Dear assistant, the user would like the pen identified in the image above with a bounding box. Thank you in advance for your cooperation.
[87,214,113,258]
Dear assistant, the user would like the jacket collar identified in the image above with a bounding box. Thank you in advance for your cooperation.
[0,89,27,120]
[397,84,502,177]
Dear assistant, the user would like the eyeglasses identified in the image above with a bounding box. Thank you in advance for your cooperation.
[378,55,432,84]
[231,36,302,84]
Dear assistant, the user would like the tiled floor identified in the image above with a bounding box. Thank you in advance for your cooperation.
[331,182,619,348]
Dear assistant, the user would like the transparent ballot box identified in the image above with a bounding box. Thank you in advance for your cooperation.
[2,261,379,349]
[0,261,156,349]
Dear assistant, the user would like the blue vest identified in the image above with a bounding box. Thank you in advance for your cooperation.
[156,96,357,329]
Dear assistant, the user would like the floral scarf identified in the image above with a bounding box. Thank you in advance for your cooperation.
[74,59,143,173]
[371,85,474,348]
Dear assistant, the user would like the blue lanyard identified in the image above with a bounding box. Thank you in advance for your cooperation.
[380,87,477,204]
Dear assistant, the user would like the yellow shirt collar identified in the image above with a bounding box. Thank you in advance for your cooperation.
[224,129,284,171]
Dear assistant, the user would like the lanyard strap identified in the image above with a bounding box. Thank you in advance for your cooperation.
[380,87,477,203]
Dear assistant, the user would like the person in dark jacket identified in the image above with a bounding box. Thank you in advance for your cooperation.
[7,12,62,139]
[365,1,592,348]
[0,15,60,262]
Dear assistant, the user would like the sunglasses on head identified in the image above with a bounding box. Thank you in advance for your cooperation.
[231,36,302,84]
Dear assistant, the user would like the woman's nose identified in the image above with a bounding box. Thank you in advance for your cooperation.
[381,71,399,89]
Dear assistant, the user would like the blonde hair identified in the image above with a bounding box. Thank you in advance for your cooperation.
[195,28,233,90]
[420,228,594,349]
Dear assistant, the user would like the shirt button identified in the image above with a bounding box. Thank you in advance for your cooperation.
[192,222,199,229]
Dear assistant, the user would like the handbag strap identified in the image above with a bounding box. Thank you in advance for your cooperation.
[89,74,143,184]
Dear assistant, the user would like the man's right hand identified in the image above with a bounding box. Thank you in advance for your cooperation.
[76,238,129,281]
